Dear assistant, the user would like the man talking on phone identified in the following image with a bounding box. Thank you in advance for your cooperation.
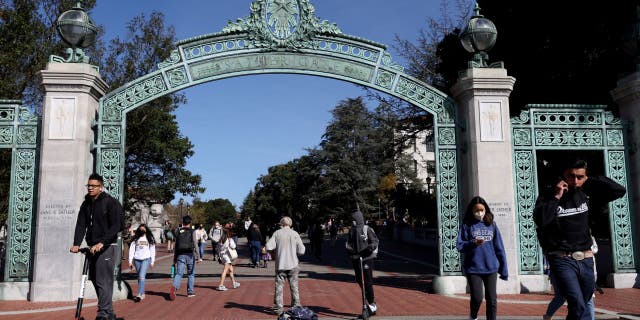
[534,159,625,320]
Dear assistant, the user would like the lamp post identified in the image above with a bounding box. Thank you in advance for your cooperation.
[179,198,184,225]
[53,1,98,63]
[460,3,501,68]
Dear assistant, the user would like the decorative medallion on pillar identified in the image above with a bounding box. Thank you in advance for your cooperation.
[49,1,98,66]
[460,3,503,68]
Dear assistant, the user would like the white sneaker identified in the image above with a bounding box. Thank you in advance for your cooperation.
[216,285,227,291]
[233,282,241,289]
[368,303,377,314]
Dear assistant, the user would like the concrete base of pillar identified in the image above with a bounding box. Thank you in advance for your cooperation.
[519,274,551,293]
[432,275,467,294]
[113,279,131,300]
[607,272,639,288]
[0,282,29,300]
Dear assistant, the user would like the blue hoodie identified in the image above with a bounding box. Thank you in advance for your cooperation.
[456,220,508,279]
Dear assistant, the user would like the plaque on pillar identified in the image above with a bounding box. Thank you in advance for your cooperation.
[479,101,503,142]
[48,97,76,140]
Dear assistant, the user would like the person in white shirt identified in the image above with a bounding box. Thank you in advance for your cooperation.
[195,224,208,262]
[128,224,156,302]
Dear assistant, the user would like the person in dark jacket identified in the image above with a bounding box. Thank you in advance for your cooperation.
[346,210,379,316]
[70,173,124,320]
[248,223,263,267]
[534,159,626,320]
[457,196,508,320]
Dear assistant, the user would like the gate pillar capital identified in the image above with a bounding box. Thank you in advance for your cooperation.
[30,62,107,301]
[449,67,520,294]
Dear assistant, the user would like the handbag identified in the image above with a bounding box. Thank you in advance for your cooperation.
[229,247,238,260]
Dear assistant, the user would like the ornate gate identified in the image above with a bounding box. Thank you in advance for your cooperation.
[512,104,635,275]
[0,100,39,282]
[94,0,464,275]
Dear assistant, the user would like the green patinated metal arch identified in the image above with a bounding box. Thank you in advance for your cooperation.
[512,104,636,275]
[95,0,463,275]
[0,100,40,282]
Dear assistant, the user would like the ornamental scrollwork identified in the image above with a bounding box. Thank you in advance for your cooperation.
[513,128,532,146]
[511,109,530,125]
[513,151,540,272]
[438,150,461,274]
[167,67,189,88]
[0,126,13,144]
[222,0,342,50]
[375,70,394,89]
[604,111,621,125]
[438,127,456,145]
[17,126,37,145]
[534,129,603,146]
[157,49,182,69]
[102,126,121,144]
[381,52,404,72]
[99,149,123,202]
[606,151,635,270]
[102,74,168,121]
[395,77,454,125]
[606,129,624,146]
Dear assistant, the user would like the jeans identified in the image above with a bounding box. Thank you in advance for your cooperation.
[173,254,195,295]
[274,267,300,311]
[353,258,375,304]
[467,273,497,320]
[250,240,262,265]
[547,269,595,319]
[89,245,116,318]
[133,258,151,296]
[198,241,206,259]
[548,256,595,320]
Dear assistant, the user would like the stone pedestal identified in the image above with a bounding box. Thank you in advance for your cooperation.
[449,67,519,294]
[611,71,640,288]
[29,62,108,301]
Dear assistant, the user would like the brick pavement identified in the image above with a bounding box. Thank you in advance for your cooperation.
[1,235,639,320]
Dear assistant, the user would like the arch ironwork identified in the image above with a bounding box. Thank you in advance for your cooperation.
[0,100,40,282]
[95,0,463,275]
[511,104,635,274]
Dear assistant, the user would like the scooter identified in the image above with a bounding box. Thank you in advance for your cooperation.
[359,257,370,320]
[74,247,90,320]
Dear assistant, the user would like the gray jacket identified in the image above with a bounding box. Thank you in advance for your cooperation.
[266,226,305,271]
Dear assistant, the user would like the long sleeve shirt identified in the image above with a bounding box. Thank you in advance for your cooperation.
[73,192,123,247]
[128,235,156,265]
[266,226,305,271]
[456,220,508,279]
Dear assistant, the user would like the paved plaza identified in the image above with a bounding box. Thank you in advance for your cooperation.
[1,235,639,320]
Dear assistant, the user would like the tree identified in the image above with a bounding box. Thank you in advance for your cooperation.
[434,0,637,112]
[100,12,205,208]
[191,198,237,228]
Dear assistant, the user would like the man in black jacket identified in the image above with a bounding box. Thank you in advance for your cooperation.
[70,173,124,320]
[346,210,380,316]
[534,159,626,320]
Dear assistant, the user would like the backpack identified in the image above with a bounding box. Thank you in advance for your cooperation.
[362,225,379,256]
[176,228,195,252]
[277,306,318,320]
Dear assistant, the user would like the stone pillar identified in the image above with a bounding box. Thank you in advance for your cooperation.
[30,62,108,301]
[611,71,640,289]
[448,67,520,294]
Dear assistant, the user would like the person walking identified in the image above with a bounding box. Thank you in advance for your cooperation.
[164,221,175,253]
[169,215,200,300]
[346,210,380,316]
[70,173,124,320]
[534,159,625,320]
[195,224,208,262]
[456,196,509,320]
[309,221,324,262]
[209,221,223,260]
[215,229,240,291]
[128,224,156,302]
[248,223,263,268]
[266,216,305,315]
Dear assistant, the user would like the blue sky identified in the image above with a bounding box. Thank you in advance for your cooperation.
[90,1,465,208]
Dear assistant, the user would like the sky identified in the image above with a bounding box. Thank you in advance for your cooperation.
[89,0,465,209]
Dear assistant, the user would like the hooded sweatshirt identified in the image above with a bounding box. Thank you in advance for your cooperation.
[345,211,379,261]
[456,220,508,278]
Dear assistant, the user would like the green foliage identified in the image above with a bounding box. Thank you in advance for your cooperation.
[99,12,205,208]
[191,198,237,228]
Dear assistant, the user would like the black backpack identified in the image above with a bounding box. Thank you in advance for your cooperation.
[175,227,195,252]
[277,306,318,320]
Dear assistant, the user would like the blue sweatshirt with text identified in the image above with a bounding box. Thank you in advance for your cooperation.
[456,220,508,279]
